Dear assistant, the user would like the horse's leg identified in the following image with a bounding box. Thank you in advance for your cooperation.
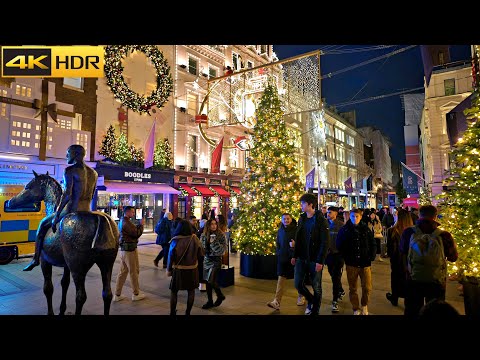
[59,266,71,315]
[71,271,87,316]
[40,259,54,316]
[97,258,115,315]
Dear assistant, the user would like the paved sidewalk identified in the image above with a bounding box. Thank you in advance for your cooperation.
[0,233,466,316]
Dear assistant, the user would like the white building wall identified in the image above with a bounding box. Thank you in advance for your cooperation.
[420,64,473,199]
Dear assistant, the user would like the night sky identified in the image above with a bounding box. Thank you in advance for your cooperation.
[274,45,472,162]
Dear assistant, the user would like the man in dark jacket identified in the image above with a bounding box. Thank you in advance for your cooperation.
[399,205,458,317]
[291,193,330,316]
[113,206,145,302]
[336,209,376,315]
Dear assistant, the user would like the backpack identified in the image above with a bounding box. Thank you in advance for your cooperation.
[407,226,446,285]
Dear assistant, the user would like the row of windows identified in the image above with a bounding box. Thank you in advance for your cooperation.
[15,85,32,98]
[187,55,218,78]
[325,124,355,147]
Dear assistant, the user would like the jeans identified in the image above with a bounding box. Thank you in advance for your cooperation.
[294,259,323,314]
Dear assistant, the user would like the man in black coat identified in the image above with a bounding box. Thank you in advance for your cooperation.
[291,193,330,316]
[336,209,376,315]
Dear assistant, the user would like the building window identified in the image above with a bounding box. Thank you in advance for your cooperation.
[15,85,31,97]
[260,45,267,54]
[444,79,455,96]
[327,143,335,160]
[334,128,345,142]
[438,52,445,65]
[177,198,186,219]
[59,119,72,130]
[346,134,355,147]
[187,93,197,116]
[229,148,238,168]
[63,78,84,90]
[232,52,239,71]
[336,147,345,163]
[208,66,217,79]
[187,134,198,169]
[188,56,198,75]
[247,60,253,68]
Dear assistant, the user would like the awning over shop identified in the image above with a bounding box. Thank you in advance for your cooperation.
[446,93,473,146]
[191,185,215,196]
[231,187,241,195]
[209,185,231,197]
[101,181,180,194]
[402,197,419,209]
[178,184,198,196]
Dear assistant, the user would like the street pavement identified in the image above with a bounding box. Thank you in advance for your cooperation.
[0,232,466,316]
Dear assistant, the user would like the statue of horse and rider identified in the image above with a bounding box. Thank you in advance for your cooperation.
[7,144,119,315]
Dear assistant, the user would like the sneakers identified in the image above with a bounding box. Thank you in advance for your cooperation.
[113,294,126,302]
[331,301,339,313]
[337,290,346,302]
[304,303,312,315]
[199,283,207,291]
[361,305,368,315]
[267,299,280,310]
[132,293,146,301]
[297,295,306,306]
[377,256,384,262]
[353,309,362,315]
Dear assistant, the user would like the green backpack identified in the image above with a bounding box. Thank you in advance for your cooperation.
[407,226,446,285]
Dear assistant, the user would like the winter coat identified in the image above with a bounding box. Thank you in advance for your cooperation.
[167,234,204,272]
[368,215,384,238]
[293,210,330,265]
[328,218,344,254]
[155,217,172,246]
[276,219,297,278]
[336,220,376,268]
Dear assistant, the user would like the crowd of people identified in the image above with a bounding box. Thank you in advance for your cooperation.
[112,195,458,317]
[266,194,458,316]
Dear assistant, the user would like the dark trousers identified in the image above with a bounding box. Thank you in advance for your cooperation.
[326,252,345,301]
[206,267,223,302]
[404,279,446,317]
[294,259,323,315]
[154,243,170,266]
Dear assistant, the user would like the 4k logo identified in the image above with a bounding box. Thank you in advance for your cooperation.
[1,46,104,78]
[2,48,51,76]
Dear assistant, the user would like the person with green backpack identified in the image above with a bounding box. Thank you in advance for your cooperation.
[399,205,458,317]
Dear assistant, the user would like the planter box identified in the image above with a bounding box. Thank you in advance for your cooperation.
[462,277,480,317]
[218,266,235,288]
[240,253,277,279]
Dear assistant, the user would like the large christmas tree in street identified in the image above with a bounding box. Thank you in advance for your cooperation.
[438,91,480,280]
[233,82,303,255]
[115,132,132,164]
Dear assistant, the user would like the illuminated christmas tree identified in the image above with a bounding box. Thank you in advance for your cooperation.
[418,186,432,206]
[233,82,303,255]
[99,124,117,161]
[115,132,132,164]
[130,143,144,167]
[154,138,173,169]
[438,91,480,280]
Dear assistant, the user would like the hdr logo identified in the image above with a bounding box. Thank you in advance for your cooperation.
[1,46,104,78]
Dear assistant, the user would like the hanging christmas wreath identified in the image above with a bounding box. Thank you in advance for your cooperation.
[104,45,173,114]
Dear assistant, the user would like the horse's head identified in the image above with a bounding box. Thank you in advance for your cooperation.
[7,170,52,209]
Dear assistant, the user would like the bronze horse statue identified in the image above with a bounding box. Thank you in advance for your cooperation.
[7,171,119,315]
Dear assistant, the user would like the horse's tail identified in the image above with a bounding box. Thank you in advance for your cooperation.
[92,212,116,249]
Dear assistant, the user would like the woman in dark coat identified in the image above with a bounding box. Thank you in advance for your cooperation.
[386,209,413,306]
[267,213,302,311]
[167,219,204,316]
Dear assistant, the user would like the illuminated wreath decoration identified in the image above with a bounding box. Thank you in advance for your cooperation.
[104,45,173,114]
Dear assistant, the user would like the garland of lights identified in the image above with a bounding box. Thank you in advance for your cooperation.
[104,45,173,114]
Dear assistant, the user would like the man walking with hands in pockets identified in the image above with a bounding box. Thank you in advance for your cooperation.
[291,194,330,316]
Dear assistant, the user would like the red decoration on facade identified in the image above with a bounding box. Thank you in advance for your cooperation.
[195,114,208,124]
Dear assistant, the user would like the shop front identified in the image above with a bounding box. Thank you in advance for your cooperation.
[95,163,178,232]
[174,174,239,220]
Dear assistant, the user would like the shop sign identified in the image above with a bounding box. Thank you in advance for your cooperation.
[209,178,222,185]
[178,176,188,183]
[0,161,55,175]
[192,177,205,184]
[96,164,173,184]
